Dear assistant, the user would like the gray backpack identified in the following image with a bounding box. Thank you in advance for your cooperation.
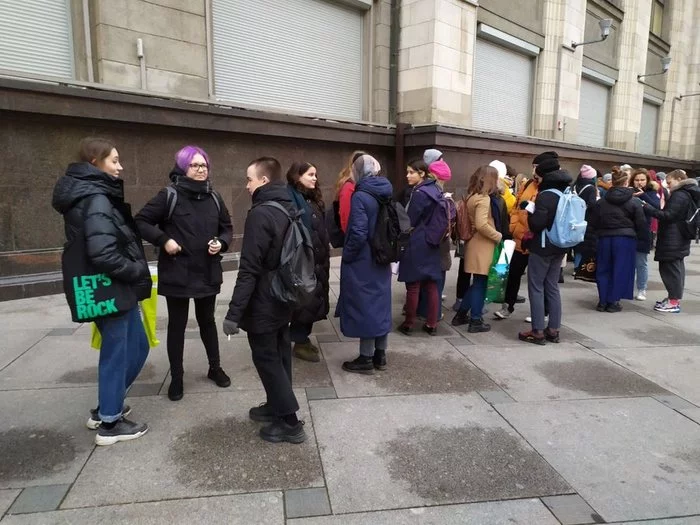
[261,202,317,306]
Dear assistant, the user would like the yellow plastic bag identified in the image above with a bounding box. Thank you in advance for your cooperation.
[91,268,160,350]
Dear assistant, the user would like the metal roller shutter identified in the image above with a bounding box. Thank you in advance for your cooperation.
[0,0,74,78]
[212,0,364,120]
[639,102,660,154]
[472,39,534,135]
[578,78,610,147]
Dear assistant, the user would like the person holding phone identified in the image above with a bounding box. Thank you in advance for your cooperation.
[629,168,660,300]
[136,145,233,401]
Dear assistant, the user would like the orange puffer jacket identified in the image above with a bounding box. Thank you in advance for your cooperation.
[509,179,539,254]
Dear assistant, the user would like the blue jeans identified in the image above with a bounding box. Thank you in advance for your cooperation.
[94,306,149,423]
[635,251,649,292]
[417,272,445,319]
[458,274,488,320]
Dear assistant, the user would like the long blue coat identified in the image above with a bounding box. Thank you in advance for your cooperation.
[398,179,443,283]
[337,176,393,338]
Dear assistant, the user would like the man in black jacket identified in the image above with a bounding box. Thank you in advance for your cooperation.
[520,162,573,345]
[222,157,306,444]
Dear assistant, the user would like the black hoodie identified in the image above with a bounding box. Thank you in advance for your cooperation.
[225,182,297,334]
[588,186,647,241]
[527,169,573,257]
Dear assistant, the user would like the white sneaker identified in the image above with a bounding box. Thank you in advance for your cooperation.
[494,305,511,320]
[635,290,647,301]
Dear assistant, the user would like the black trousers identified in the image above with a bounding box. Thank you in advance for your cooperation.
[455,260,472,299]
[248,325,299,417]
[504,251,529,310]
[166,295,220,378]
[659,259,685,300]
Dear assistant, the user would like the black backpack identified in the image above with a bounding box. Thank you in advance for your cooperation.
[326,200,345,248]
[359,191,412,265]
[680,193,700,241]
[165,185,221,221]
[261,201,317,306]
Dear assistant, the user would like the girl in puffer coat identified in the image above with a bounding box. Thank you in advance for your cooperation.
[629,169,660,301]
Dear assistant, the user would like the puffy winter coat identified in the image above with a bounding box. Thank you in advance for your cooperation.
[288,185,330,325]
[588,186,647,242]
[52,162,152,313]
[464,193,502,276]
[510,179,539,254]
[648,179,700,262]
[636,186,661,254]
[337,176,393,338]
[573,178,598,258]
[526,170,573,257]
[224,183,297,334]
[398,178,443,283]
[135,168,233,298]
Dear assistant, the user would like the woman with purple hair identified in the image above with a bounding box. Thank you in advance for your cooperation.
[136,145,233,401]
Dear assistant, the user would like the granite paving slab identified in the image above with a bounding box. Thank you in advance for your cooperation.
[681,408,700,425]
[0,330,49,372]
[496,397,700,522]
[0,295,75,331]
[594,346,700,406]
[0,389,97,490]
[0,490,20,519]
[615,519,700,525]
[321,340,497,398]
[6,484,70,515]
[62,390,323,509]
[458,343,668,401]
[311,393,571,514]
[0,492,284,524]
[288,498,560,524]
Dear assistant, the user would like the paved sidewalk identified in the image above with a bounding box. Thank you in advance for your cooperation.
[2,248,700,524]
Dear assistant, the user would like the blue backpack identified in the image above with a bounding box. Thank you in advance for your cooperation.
[540,188,587,248]
[421,191,457,248]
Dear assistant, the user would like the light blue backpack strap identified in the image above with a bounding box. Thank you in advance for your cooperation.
[539,188,563,248]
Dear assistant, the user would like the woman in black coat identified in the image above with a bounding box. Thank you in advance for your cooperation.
[286,162,331,362]
[644,170,700,313]
[135,146,233,401]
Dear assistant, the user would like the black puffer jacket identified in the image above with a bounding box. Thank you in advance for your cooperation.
[225,183,296,334]
[574,179,599,259]
[135,167,233,298]
[288,185,330,325]
[52,162,151,308]
[527,169,573,257]
[588,187,647,242]
[647,179,700,262]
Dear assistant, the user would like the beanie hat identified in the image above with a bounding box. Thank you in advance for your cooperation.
[533,151,559,165]
[602,173,612,183]
[535,157,560,177]
[656,171,667,181]
[423,149,443,165]
[620,164,632,171]
[579,165,596,180]
[429,159,451,181]
[612,170,630,187]
[489,160,507,179]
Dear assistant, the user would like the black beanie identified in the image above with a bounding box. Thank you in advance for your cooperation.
[535,157,561,177]
[533,151,559,165]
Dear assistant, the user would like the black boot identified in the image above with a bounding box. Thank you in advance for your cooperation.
[168,375,184,401]
[468,318,491,333]
[342,355,375,375]
[558,268,565,284]
[207,367,231,388]
[373,349,387,371]
[451,310,469,327]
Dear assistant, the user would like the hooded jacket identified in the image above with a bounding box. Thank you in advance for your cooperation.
[588,187,647,242]
[52,162,151,315]
[225,183,297,334]
[135,166,233,298]
[526,169,573,257]
[647,179,700,262]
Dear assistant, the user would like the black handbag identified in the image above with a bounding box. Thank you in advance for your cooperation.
[574,256,596,283]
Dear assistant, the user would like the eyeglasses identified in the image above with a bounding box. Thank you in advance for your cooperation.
[188,163,208,171]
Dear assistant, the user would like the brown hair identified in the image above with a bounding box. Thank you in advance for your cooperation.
[335,150,366,198]
[286,161,324,208]
[630,168,651,189]
[78,137,116,165]
[666,169,688,182]
[466,166,499,197]
[612,170,630,187]
[249,157,282,182]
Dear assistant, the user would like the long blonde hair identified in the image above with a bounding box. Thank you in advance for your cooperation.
[335,150,367,198]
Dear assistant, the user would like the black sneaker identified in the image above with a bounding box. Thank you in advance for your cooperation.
[544,328,560,343]
[87,405,132,430]
[515,295,526,304]
[422,324,438,336]
[168,377,184,401]
[605,302,623,313]
[207,367,231,388]
[468,319,491,333]
[373,350,387,371]
[397,324,412,336]
[95,418,148,446]
[259,419,306,444]
[342,356,375,375]
[451,311,469,327]
[249,403,276,422]
[596,303,607,312]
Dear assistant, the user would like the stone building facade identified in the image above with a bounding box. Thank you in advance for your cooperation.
[0,0,698,298]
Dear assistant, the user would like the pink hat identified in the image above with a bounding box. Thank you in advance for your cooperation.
[429,160,452,181]
[580,164,596,180]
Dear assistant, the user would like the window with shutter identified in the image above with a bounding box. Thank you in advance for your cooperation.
[639,101,660,155]
[578,77,610,147]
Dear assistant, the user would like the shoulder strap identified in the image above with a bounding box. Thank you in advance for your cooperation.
[165,185,177,221]
[210,190,222,214]
[261,201,292,220]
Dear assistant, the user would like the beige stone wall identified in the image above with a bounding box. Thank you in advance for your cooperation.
[93,0,209,98]
[372,0,392,123]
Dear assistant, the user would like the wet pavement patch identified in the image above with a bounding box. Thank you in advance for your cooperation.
[534,358,667,397]
[58,362,156,384]
[620,325,698,346]
[369,352,496,394]
[0,428,76,483]
[382,425,571,502]
[169,416,322,492]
